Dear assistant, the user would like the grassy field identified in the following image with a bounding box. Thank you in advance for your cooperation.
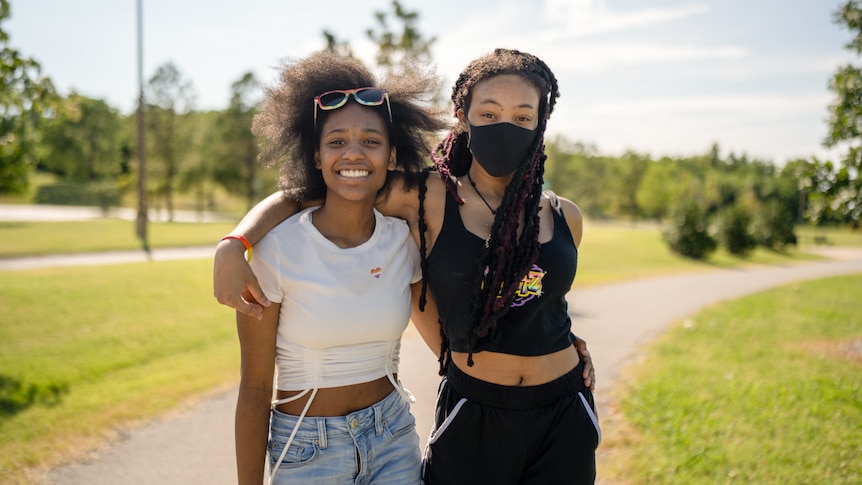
[603,274,862,484]
[0,259,238,483]
[0,220,238,257]
[796,224,862,247]
[1,215,859,261]
[575,221,833,286]
[0,218,859,483]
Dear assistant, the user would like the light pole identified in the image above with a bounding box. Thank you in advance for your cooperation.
[135,0,149,252]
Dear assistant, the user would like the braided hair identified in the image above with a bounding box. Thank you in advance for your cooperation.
[253,51,446,201]
[418,48,560,373]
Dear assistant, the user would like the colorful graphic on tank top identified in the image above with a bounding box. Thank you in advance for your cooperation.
[481,263,546,307]
[511,264,546,307]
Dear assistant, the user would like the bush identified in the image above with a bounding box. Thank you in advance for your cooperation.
[33,181,120,211]
[717,204,757,256]
[754,200,797,249]
[663,201,716,259]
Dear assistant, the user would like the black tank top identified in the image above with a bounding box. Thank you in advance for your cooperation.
[426,191,578,356]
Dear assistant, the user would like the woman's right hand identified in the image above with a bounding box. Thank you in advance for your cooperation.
[213,238,270,319]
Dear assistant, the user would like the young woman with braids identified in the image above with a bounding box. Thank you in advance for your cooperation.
[232,52,447,485]
[215,48,599,484]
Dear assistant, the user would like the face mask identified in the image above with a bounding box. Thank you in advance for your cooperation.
[468,122,537,177]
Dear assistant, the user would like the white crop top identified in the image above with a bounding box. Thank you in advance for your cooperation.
[251,207,421,392]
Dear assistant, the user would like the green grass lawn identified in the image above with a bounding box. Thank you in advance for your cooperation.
[0,259,239,483]
[606,274,862,484]
[574,221,834,287]
[0,220,238,257]
[2,217,859,268]
[797,224,862,247]
[0,218,859,483]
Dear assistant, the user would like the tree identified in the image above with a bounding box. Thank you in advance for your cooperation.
[322,30,354,58]
[317,2,441,104]
[38,93,123,181]
[663,199,716,259]
[753,199,797,249]
[146,62,195,221]
[824,1,862,227]
[798,157,844,225]
[366,0,436,69]
[544,136,594,194]
[546,141,611,218]
[213,72,261,211]
[716,203,757,257]
[606,150,648,220]
[0,0,56,193]
[177,110,218,217]
[636,159,678,221]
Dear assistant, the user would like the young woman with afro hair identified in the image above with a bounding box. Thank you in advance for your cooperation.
[232,51,446,485]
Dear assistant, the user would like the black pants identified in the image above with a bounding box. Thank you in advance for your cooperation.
[422,360,600,485]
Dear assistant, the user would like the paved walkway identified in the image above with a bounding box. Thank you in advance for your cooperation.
[0,246,216,271]
[0,204,233,223]
[21,247,862,484]
[0,203,227,270]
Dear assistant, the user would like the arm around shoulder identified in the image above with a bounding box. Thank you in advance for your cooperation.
[213,191,302,318]
[376,171,421,224]
[233,191,302,246]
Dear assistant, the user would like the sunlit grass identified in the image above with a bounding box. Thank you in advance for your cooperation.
[0,259,239,483]
[575,220,824,287]
[0,216,858,483]
[0,220,238,257]
[796,224,862,247]
[604,274,862,484]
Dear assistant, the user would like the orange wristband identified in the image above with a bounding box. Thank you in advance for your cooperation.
[221,234,253,262]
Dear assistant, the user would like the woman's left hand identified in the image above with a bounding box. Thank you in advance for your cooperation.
[574,337,595,391]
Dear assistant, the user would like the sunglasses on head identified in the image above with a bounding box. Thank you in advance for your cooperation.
[313,87,392,128]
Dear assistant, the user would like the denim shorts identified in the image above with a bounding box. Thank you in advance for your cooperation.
[268,389,422,485]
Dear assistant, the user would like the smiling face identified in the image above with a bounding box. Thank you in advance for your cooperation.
[315,103,396,204]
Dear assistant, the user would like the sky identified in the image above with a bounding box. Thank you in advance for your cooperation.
[5,0,856,164]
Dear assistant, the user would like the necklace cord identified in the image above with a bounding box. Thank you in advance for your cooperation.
[466,172,497,215]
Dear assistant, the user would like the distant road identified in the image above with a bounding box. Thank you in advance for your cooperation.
[0,204,235,223]
[0,204,228,271]
[0,246,216,271]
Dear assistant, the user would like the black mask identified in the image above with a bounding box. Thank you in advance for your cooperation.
[468,122,537,177]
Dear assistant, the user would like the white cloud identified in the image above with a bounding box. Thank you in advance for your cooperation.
[539,42,748,73]
[541,0,711,36]
[580,92,830,118]
[432,1,741,77]
[546,91,835,162]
